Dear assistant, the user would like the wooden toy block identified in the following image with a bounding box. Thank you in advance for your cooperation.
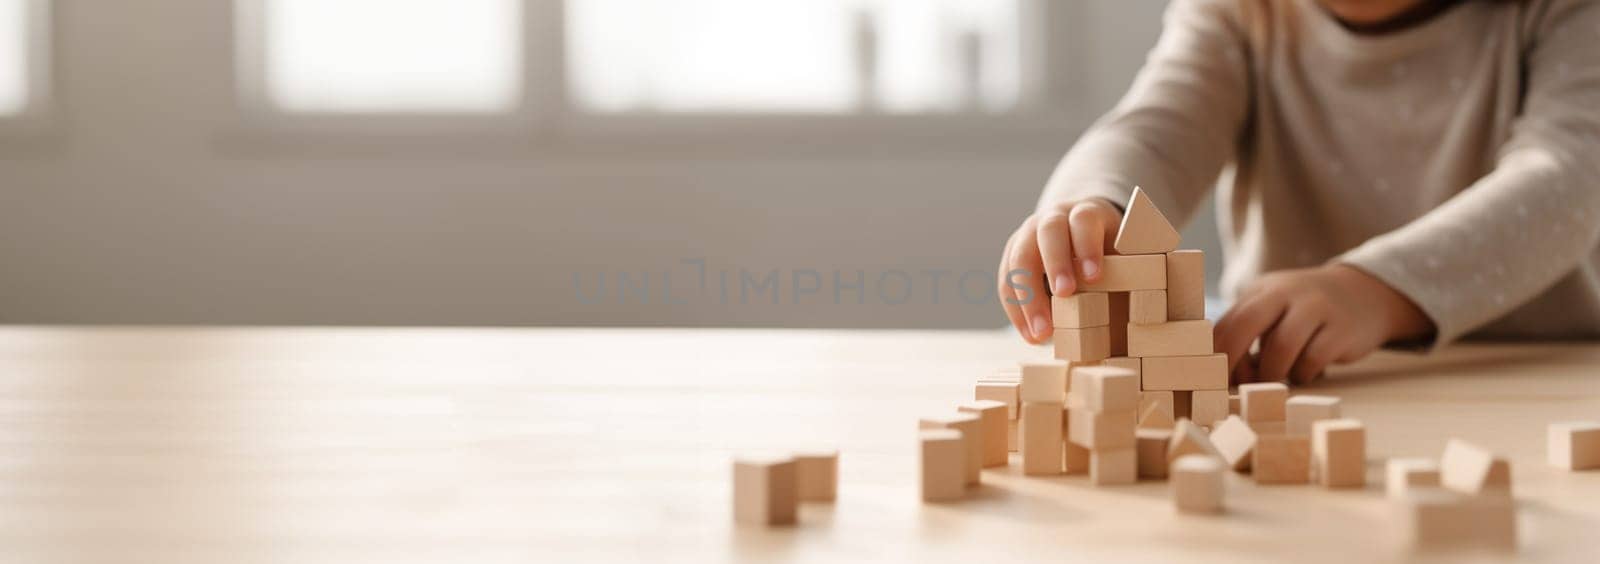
[1108,292,1129,356]
[1138,402,1176,430]
[1079,255,1167,292]
[1019,360,1068,403]
[1312,419,1366,488]
[919,430,966,502]
[1137,428,1174,479]
[1053,326,1111,362]
[733,454,798,525]
[975,381,1021,420]
[1228,394,1240,415]
[1065,441,1091,474]
[793,449,839,502]
[1386,457,1441,499]
[1286,395,1341,435]
[1547,421,1600,470]
[919,413,982,485]
[1392,488,1516,551]
[1052,292,1110,328]
[1071,365,1140,411]
[1126,320,1213,357]
[1239,382,1289,422]
[1068,407,1137,450]
[1139,353,1227,391]
[1091,447,1138,485]
[1209,415,1258,471]
[1165,250,1206,321]
[1020,402,1064,475]
[1168,419,1224,463]
[1190,389,1229,428]
[1113,187,1181,255]
[959,400,1010,468]
[1174,390,1193,420]
[1102,356,1141,387]
[1253,434,1311,484]
[1248,421,1287,436]
[1139,389,1173,418]
[1008,419,1018,452]
[1172,454,1225,514]
[1440,439,1511,497]
[1128,289,1168,325]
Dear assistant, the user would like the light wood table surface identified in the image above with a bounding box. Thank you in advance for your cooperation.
[0,326,1596,563]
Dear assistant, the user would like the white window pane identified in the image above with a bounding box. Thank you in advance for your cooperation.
[262,0,521,113]
[0,0,27,115]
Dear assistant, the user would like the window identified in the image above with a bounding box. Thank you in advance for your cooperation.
[0,0,46,117]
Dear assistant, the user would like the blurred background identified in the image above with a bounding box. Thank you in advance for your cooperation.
[0,0,1219,329]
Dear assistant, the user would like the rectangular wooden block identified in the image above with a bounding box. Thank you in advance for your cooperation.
[975,381,1021,420]
[1052,292,1110,328]
[1071,365,1140,411]
[1312,419,1366,488]
[1068,407,1137,450]
[1127,319,1213,358]
[919,413,982,485]
[1240,382,1289,422]
[1128,289,1168,325]
[1547,421,1600,470]
[1253,434,1311,485]
[1191,389,1229,428]
[1387,457,1441,499]
[1286,395,1341,435]
[1210,415,1257,471]
[1020,402,1064,475]
[1053,326,1111,362]
[959,400,1010,468]
[1394,488,1517,551]
[1091,447,1137,486]
[794,450,839,502]
[919,430,965,502]
[1172,455,1225,514]
[1108,292,1129,356]
[1441,439,1511,497]
[1078,254,1167,292]
[1019,360,1068,403]
[1139,353,1227,391]
[1102,356,1141,388]
[734,454,798,525]
[1137,428,1173,479]
[1165,250,1206,321]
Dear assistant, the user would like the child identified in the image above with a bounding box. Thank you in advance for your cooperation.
[998,0,1600,384]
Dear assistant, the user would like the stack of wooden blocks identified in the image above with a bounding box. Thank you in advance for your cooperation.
[1388,439,1517,550]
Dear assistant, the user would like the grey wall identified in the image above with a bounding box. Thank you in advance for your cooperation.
[0,0,1208,328]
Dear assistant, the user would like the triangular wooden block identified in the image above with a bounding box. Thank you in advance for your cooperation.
[1113,187,1180,255]
[1138,402,1175,430]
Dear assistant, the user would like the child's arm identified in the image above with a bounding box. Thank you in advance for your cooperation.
[998,0,1250,343]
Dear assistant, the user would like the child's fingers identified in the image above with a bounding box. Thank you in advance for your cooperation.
[1035,209,1078,297]
[1256,301,1323,384]
[997,231,1034,342]
[1214,290,1290,375]
[1007,221,1053,341]
[1068,203,1110,283]
[1290,328,1343,386]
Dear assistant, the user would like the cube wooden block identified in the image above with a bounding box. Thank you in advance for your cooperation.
[1020,402,1064,475]
[918,413,982,485]
[1190,389,1229,428]
[1139,389,1173,419]
[1168,419,1223,464]
[919,430,966,502]
[734,454,798,525]
[1114,187,1181,254]
[794,450,839,502]
[1128,289,1168,325]
[1210,415,1258,471]
[1239,382,1289,422]
[1019,360,1068,403]
[1108,292,1129,356]
[1137,428,1174,479]
[1253,434,1311,484]
[1172,455,1225,514]
[1139,353,1227,391]
[1053,326,1111,363]
[1068,407,1137,450]
[1139,402,1176,430]
[975,381,1021,420]
[1052,292,1110,328]
[1165,250,1206,321]
[1126,320,1213,358]
[1286,395,1341,435]
[1071,365,1140,411]
[1393,488,1517,551]
[1102,356,1141,385]
[1547,421,1600,470]
[1312,419,1367,488]
[1078,255,1167,292]
[958,400,1010,468]
[1387,457,1441,499]
[1091,447,1138,486]
[1441,439,1511,497]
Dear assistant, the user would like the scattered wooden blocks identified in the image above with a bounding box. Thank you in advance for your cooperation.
[974,380,1020,419]
[1020,402,1064,475]
[1239,382,1289,422]
[1164,250,1206,321]
[1091,447,1137,485]
[1393,487,1517,551]
[1068,406,1137,449]
[1137,428,1173,479]
[919,430,965,502]
[1128,289,1168,325]
[1387,457,1441,499]
[1312,419,1367,488]
[1168,419,1224,464]
[1078,255,1167,292]
[1547,421,1600,470]
[1138,402,1176,430]
[1286,395,1341,435]
[1441,439,1511,497]
[1210,415,1258,471]
[794,450,839,502]
[958,400,1010,468]
[1253,434,1311,484]
[1054,326,1111,362]
[1052,292,1110,328]
[733,454,798,525]
[1113,186,1181,255]
[1020,360,1068,403]
[1139,353,1227,391]
[1126,320,1213,357]
[1071,365,1140,411]
[919,413,982,485]
[1172,454,1225,514]
[1190,389,1229,428]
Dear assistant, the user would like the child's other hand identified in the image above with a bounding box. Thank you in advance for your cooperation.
[997,198,1123,344]
[1215,264,1432,386]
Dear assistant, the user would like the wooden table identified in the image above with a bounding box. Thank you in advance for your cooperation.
[0,327,1596,563]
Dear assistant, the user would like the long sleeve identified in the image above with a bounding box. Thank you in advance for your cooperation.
[1039,0,1252,222]
[1338,0,1600,346]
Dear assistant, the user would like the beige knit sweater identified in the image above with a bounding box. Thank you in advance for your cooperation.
[1043,0,1600,346]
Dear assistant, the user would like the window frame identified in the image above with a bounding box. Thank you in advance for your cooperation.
[0,0,58,143]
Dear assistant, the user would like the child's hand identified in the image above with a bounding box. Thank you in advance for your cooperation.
[1215,264,1432,386]
[997,198,1123,344]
